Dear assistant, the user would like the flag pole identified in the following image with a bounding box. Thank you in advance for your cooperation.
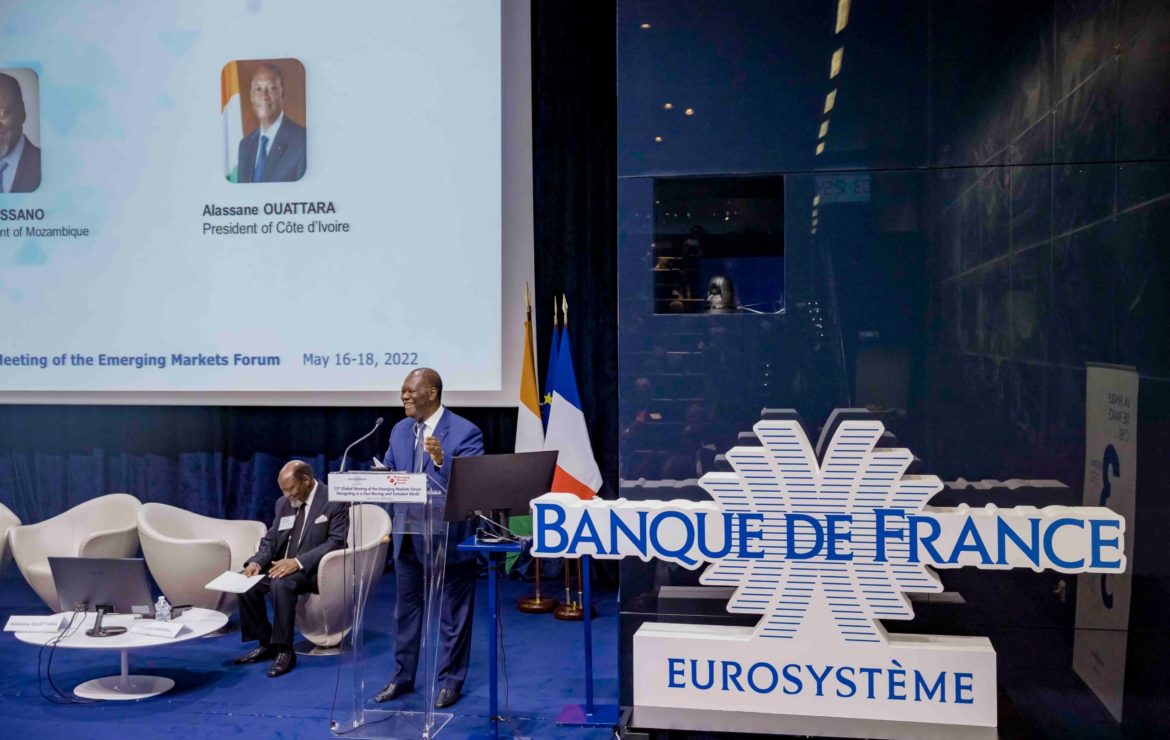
[518,283,558,614]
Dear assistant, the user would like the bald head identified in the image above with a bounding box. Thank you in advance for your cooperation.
[277,459,315,504]
[401,367,443,421]
[0,73,26,159]
[249,63,285,129]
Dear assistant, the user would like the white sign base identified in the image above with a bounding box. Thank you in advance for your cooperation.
[635,622,995,727]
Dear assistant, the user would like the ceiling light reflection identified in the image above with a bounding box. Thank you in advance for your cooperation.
[816,142,825,155]
[824,89,837,114]
[830,48,843,78]
[836,0,851,33]
[819,120,829,138]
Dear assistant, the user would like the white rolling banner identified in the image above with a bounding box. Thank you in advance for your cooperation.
[1073,363,1139,722]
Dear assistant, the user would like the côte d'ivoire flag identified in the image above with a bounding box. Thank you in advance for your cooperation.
[221,61,242,182]
[515,301,544,453]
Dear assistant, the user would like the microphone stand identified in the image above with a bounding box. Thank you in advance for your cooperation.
[339,417,384,473]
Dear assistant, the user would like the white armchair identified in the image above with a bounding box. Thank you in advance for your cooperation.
[9,493,142,610]
[296,504,391,654]
[0,502,21,574]
[138,503,266,614]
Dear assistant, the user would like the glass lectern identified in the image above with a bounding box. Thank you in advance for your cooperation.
[330,476,450,739]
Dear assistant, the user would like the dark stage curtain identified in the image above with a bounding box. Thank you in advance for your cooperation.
[0,405,517,524]
[532,0,619,497]
[0,1,618,524]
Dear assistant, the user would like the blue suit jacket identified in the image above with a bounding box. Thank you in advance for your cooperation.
[382,409,484,563]
[237,117,307,183]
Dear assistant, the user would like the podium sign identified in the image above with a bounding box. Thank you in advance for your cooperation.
[328,471,427,503]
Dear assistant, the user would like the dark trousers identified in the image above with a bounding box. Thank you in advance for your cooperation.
[393,536,478,690]
[238,571,313,650]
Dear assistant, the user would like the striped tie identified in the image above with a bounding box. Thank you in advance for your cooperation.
[413,423,426,473]
[253,134,269,182]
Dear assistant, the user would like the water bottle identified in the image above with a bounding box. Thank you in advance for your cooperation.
[156,595,172,622]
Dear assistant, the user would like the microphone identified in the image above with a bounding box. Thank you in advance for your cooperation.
[339,417,384,473]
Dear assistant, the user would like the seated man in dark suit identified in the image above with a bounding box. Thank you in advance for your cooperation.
[234,460,349,677]
[236,63,307,183]
[373,368,484,709]
[0,72,41,193]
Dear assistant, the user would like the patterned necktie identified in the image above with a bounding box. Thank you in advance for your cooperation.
[413,423,426,473]
[0,161,7,193]
[253,134,269,182]
[285,502,306,558]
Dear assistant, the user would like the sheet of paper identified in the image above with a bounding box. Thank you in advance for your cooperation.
[370,457,388,469]
[205,570,264,594]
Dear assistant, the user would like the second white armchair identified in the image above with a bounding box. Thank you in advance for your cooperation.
[138,502,266,614]
[296,503,391,653]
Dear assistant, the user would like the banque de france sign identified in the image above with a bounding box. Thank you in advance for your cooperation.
[531,415,1126,727]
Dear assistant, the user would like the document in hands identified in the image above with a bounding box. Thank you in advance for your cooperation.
[206,570,264,593]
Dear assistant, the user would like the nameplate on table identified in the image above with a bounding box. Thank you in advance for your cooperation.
[328,471,427,503]
[130,621,187,639]
[4,615,68,633]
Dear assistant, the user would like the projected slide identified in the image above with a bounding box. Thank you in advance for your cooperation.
[0,1,502,392]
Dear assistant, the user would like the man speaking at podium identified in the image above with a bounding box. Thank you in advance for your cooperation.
[374,368,484,709]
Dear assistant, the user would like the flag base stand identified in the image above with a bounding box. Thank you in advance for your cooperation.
[554,601,583,620]
[517,594,558,613]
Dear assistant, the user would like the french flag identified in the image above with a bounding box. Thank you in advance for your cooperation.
[542,325,601,499]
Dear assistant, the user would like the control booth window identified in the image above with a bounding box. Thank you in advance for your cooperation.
[651,176,784,315]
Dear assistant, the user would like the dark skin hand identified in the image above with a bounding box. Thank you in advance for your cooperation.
[267,558,300,579]
[242,552,300,579]
[423,435,444,467]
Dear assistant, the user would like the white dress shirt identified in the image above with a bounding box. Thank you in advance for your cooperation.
[288,479,318,569]
[417,405,445,469]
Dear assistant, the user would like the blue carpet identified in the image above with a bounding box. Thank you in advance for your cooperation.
[0,566,618,739]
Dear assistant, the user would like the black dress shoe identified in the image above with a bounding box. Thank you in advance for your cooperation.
[266,651,296,677]
[372,681,414,703]
[233,644,275,665]
[434,687,460,709]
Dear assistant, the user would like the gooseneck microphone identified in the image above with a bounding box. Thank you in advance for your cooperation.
[339,417,384,473]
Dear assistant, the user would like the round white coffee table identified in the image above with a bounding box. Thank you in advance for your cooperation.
[14,607,228,700]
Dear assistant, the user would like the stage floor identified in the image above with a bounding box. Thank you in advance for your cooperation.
[0,565,618,739]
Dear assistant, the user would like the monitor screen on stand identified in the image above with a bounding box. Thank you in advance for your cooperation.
[47,557,156,637]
